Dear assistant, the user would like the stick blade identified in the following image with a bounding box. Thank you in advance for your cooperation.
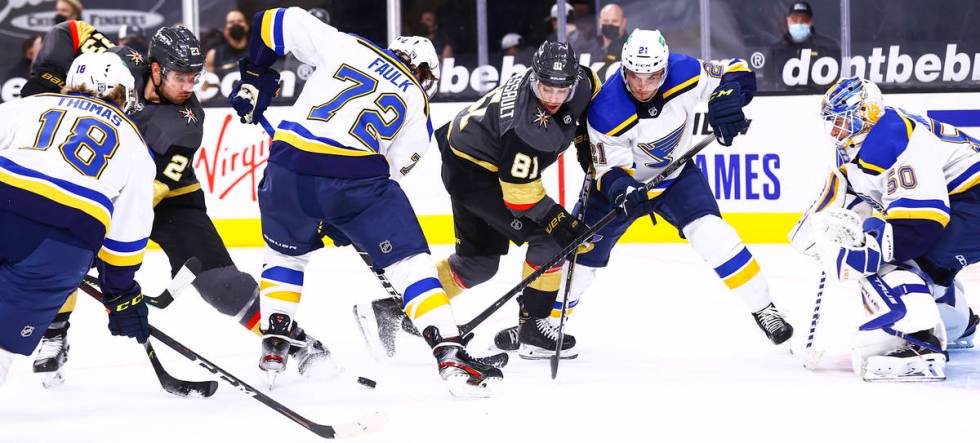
[323,411,388,439]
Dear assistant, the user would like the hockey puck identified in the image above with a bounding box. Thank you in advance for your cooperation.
[357,376,377,389]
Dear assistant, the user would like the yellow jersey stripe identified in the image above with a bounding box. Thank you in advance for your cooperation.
[885,209,950,227]
[260,9,277,50]
[97,248,145,267]
[605,114,638,137]
[662,75,699,99]
[0,170,110,230]
[450,145,498,171]
[857,158,886,173]
[274,130,378,157]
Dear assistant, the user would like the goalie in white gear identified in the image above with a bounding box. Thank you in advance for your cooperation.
[550,29,794,351]
[789,76,979,381]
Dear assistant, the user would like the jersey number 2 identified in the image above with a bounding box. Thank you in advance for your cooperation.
[308,64,406,152]
[34,108,119,178]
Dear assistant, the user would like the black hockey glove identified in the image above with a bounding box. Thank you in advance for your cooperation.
[102,282,149,343]
[229,59,281,125]
[707,82,749,146]
[574,133,593,174]
[542,204,590,249]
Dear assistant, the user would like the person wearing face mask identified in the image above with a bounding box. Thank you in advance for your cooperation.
[766,2,841,91]
[53,0,83,25]
[204,10,250,78]
[596,3,628,81]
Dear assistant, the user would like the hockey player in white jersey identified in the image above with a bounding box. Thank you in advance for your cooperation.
[0,52,155,387]
[558,29,794,349]
[229,7,502,396]
[789,76,978,381]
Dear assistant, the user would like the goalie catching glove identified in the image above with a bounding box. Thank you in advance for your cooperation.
[813,208,894,281]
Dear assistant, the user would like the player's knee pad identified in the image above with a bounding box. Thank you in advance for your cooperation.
[441,254,500,296]
[193,265,259,318]
[682,215,740,261]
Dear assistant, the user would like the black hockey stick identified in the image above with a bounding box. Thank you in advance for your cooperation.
[459,132,725,336]
[146,257,202,308]
[77,279,219,398]
[148,325,386,439]
[551,168,594,378]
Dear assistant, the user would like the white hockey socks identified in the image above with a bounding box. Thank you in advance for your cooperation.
[385,254,460,338]
[259,248,312,331]
[684,215,771,312]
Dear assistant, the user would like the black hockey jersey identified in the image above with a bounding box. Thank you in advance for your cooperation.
[445,66,599,221]
[109,46,206,203]
[22,20,115,96]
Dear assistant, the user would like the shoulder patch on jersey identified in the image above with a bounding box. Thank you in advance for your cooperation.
[587,72,637,137]
[856,108,915,175]
[660,53,700,99]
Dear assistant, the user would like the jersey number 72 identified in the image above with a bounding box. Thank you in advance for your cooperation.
[307,64,406,152]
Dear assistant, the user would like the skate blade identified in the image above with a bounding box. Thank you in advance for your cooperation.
[802,349,824,370]
[40,371,65,389]
[862,358,946,382]
[299,356,345,380]
[947,337,974,350]
[264,371,281,390]
[444,373,500,399]
[353,304,394,360]
[518,345,578,360]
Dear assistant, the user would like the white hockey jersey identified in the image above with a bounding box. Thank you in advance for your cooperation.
[256,7,432,179]
[840,107,980,232]
[587,53,750,197]
[0,93,155,270]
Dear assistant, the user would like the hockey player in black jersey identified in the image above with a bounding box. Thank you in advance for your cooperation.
[356,42,599,360]
[26,23,332,387]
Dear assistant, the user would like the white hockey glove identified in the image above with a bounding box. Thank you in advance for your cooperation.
[813,209,894,281]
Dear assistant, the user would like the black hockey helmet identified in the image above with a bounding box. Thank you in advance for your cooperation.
[531,41,578,87]
[148,26,204,76]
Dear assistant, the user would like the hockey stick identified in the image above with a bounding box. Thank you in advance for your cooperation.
[551,169,593,379]
[802,271,827,370]
[76,280,219,398]
[146,257,202,308]
[459,131,725,336]
[148,325,386,438]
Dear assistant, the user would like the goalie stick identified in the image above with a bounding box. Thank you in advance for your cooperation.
[77,279,218,398]
[803,272,827,370]
[458,131,729,336]
[551,169,593,379]
[80,278,385,439]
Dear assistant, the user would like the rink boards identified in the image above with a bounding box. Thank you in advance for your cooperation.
[187,92,980,247]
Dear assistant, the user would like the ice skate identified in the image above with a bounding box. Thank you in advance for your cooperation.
[353,297,405,358]
[423,326,502,398]
[862,332,946,382]
[492,325,519,352]
[33,329,69,389]
[287,322,342,378]
[518,318,577,360]
[948,309,977,350]
[259,313,292,388]
[752,302,794,345]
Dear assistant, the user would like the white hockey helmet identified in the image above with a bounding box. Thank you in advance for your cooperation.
[389,36,440,93]
[66,52,138,113]
[621,29,669,75]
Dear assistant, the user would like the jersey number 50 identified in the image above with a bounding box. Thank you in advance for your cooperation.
[33,108,119,179]
[308,64,406,152]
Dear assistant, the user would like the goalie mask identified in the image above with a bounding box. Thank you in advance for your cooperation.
[821,77,884,165]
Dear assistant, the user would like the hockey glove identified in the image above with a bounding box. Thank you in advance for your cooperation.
[229,59,281,125]
[102,282,150,343]
[815,210,894,281]
[574,134,593,174]
[707,82,749,146]
[605,174,655,217]
[542,204,590,249]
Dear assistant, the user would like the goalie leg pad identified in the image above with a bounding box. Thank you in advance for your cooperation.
[684,215,771,312]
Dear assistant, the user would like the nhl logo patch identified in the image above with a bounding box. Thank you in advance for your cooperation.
[563,114,571,124]
[648,107,659,117]
[510,219,524,231]
[20,325,34,337]
[379,240,393,254]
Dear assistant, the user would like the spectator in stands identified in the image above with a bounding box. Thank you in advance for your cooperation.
[546,2,600,64]
[595,3,627,80]
[501,32,532,66]
[419,10,454,59]
[7,35,42,80]
[205,10,249,77]
[117,25,147,55]
[766,1,841,91]
[54,0,83,24]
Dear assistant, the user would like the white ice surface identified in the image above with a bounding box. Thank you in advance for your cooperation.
[2,244,978,443]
